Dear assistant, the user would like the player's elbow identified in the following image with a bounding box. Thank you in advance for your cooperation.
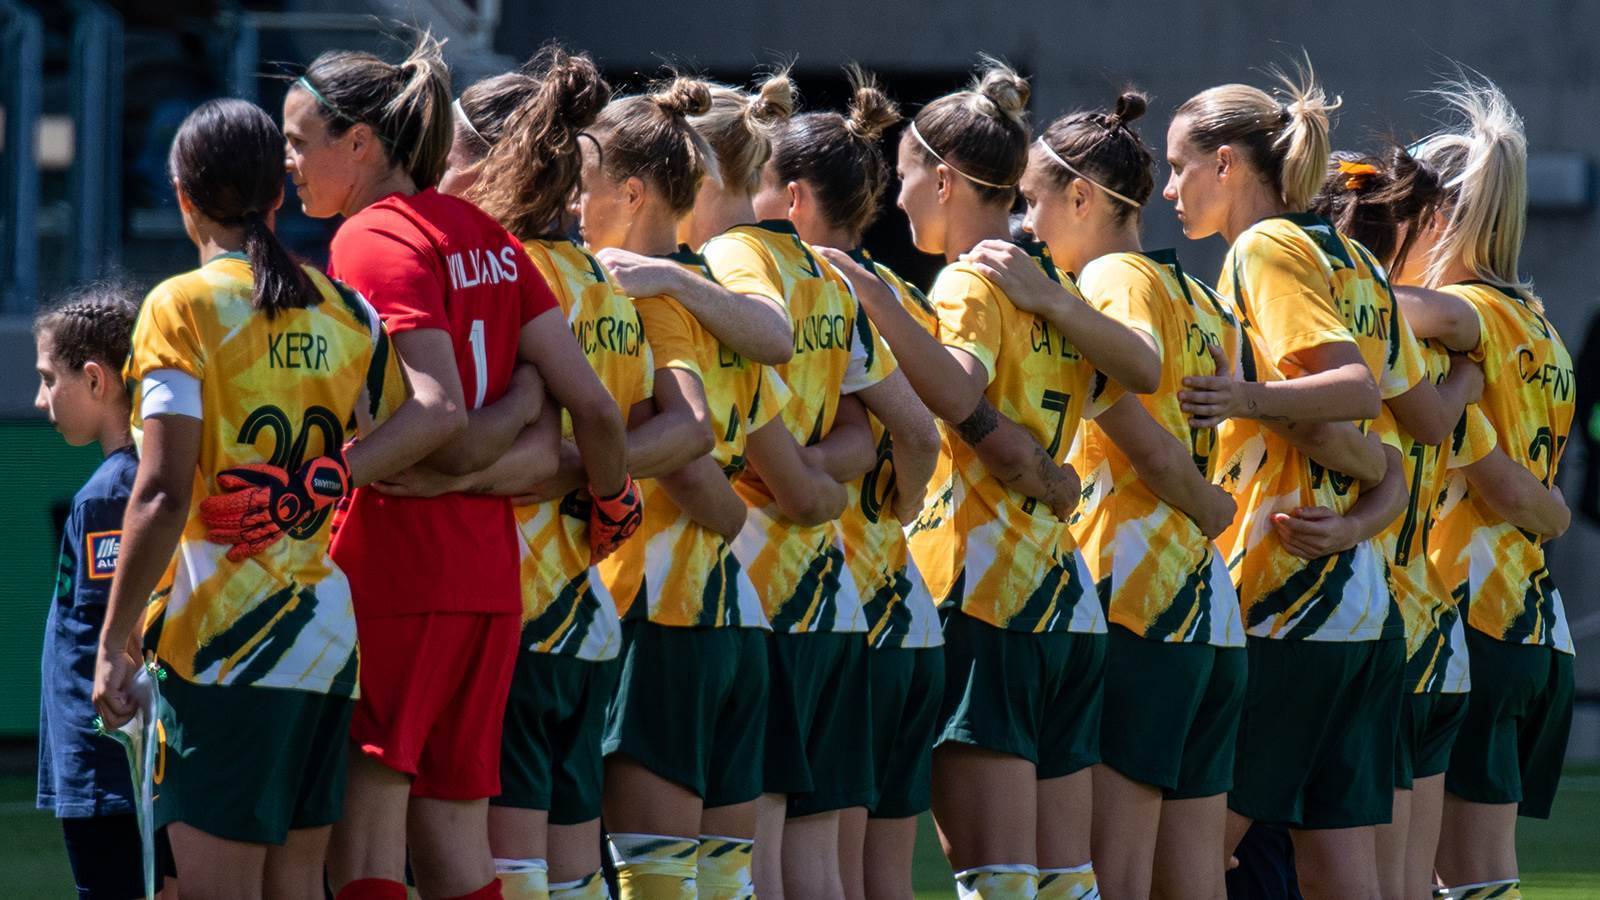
[1124,355,1162,395]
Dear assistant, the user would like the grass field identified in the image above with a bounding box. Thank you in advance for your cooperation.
[5,769,1598,897]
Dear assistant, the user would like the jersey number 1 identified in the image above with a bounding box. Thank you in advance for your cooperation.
[469,319,488,410]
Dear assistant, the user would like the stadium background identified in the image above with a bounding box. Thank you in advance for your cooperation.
[0,0,1596,894]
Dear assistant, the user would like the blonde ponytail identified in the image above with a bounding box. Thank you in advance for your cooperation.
[1271,58,1338,211]
[1412,74,1531,297]
[692,69,797,195]
[1175,53,1341,212]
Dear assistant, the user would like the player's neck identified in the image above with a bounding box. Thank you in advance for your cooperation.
[688,189,757,247]
[1054,223,1141,275]
[944,204,1012,263]
[192,222,247,267]
[804,222,857,251]
[1434,257,1477,287]
[343,168,418,218]
[94,407,133,459]
[1221,185,1286,244]
[624,209,680,257]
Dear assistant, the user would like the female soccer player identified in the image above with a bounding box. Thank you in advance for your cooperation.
[278,34,631,900]
[888,58,1166,900]
[984,90,1247,900]
[90,97,428,899]
[1161,63,1431,898]
[1407,78,1576,900]
[674,70,915,899]
[755,67,946,900]
[1307,148,1516,900]
[35,286,180,900]
[578,75,837,900]
[393,48,717,898]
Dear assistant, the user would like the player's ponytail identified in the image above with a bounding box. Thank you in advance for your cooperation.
[908,56,1031,205]
[460,45,611,240]
[592,76,718,215]
[770,64,903,238]
[1412,74,1532,298]
[1175,54,1340,212]
[169,98,320,319]
[1311,146,1447,271]
[297,29,454,188]
[1036,89,1156,224]
[693,69,797,195]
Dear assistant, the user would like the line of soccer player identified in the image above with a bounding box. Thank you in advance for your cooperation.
[30,27,1573,900]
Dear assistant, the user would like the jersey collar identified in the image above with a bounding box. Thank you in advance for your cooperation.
[205,249,250,265]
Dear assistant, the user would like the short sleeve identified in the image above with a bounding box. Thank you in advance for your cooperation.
[749,367,792,433]
[1079,256,1163,359]
[1381,305,1428,400]
[1448,403,1499,469]
[519,262,561,326]
[1372,406,1405,453]
[1234,229,1355,367]
[930,267,1001,385]
[75,496,126,592]
[636,296,704,380]
[1083,369,1126,421]
[329,212,449,334]
[839,277,898,393]
[640,342,656,400]
[127,279,204,382]
[702,233,786,309]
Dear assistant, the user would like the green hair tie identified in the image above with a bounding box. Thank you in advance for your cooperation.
[296,75,347,121]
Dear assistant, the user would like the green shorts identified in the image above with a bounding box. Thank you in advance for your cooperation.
[1229,637,1403,829]
[867,645,945,819]
[492,649,620,824]
[936,609,1105,779]
[1101,626,1247,799]
[1445,630,1573,819]
[603,621,767,809]
[765,631,876,816]
[1395,690,1469,789]
[155,672,352,845]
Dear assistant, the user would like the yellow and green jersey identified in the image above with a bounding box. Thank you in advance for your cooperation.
[1067,249,1243,646]
[908,241,1117,634]
[840,249,942,651]
[1376,342,1500,692]
[1429,282,1575,653]
[127,252,403,696]
[513,240,652,660]
[596,246,784,629]
[1214,213,1424,642]
[709,220,897,634]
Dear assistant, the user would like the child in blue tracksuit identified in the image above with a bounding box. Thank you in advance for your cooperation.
[32,284,176,899]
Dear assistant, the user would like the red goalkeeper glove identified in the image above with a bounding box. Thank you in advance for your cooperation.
[200,455,351,562]
[588,475,642,564]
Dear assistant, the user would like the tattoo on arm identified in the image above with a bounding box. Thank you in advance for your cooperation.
[956,401,1000,446]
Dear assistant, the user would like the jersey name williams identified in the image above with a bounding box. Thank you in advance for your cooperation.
[447,245,523,290]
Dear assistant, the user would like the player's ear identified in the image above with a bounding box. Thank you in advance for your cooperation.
[1215,145,1234,182]
[786,180,803,218]
[81,359,106,399]
[624,176,647,213]
[935,164,953,204]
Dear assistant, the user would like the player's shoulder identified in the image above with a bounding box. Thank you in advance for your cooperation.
[74,445,138,510]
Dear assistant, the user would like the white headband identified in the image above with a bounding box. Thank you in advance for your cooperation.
[1035,138,1142,208]
[909,121,1017,190]
[453,98,487,145]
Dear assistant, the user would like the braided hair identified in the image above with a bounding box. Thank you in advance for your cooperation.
[34,282,141,376]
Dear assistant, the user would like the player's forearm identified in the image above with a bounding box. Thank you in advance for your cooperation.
[569,397,629,497]
[671,273,793,366]
[658,456,748,542]
[463,414,564,496]
[1396,286,1480,352]
[1269,421,1387,487]
[1240,364,1381,423]
[1345,446,1408,544]
[626,407,715,480]
[424,383,539,476]
[1025,287,1159,393]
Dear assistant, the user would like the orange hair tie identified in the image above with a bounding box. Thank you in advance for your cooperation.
[1337,160,1380,191]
